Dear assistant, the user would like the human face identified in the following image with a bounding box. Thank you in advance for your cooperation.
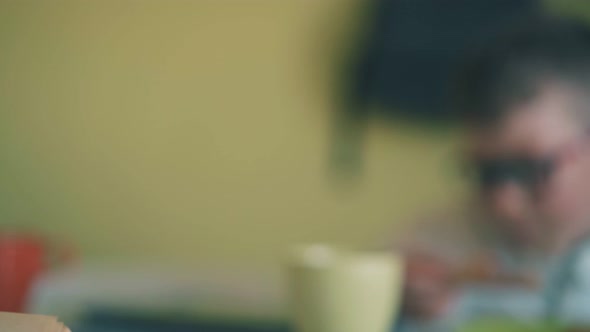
[464,84,590,246]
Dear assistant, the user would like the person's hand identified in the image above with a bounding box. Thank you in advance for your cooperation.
[402,251,458,320]
[458,253,539,288]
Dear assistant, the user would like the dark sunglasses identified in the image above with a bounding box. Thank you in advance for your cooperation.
[464,134,590,193]
[471,157,556,191]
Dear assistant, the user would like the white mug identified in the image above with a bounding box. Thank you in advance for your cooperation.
[287,245,404,332]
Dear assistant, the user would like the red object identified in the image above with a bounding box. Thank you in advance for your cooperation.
[0,233,73,312]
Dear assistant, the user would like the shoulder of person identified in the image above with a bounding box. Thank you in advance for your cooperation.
[571,242,590,288]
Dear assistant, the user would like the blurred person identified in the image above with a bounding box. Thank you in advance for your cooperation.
[394,16,590,331]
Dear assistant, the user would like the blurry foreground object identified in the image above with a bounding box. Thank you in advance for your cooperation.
[0,311,70,332]
[28,262,287,330]
[287,244,403,332]
[0,232,75,312]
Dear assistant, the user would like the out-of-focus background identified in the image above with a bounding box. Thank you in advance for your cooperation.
[0,0,462,265]
[0,0,588,331]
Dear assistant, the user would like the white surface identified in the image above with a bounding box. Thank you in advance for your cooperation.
[27,262,286,324]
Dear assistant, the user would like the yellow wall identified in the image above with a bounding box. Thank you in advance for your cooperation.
[0,0,459,265]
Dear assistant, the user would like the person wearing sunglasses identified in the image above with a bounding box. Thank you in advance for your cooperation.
[396,16,590,331]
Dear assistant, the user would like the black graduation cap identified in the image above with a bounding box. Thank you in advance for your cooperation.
[347,0,540,122]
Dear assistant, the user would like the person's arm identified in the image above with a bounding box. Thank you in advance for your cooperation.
[383,209,483,320]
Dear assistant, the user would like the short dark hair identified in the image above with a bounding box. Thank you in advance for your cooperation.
[454,16,590,126]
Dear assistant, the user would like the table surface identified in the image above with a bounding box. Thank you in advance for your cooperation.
[72,309,584,332]
[71,309,291,332]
